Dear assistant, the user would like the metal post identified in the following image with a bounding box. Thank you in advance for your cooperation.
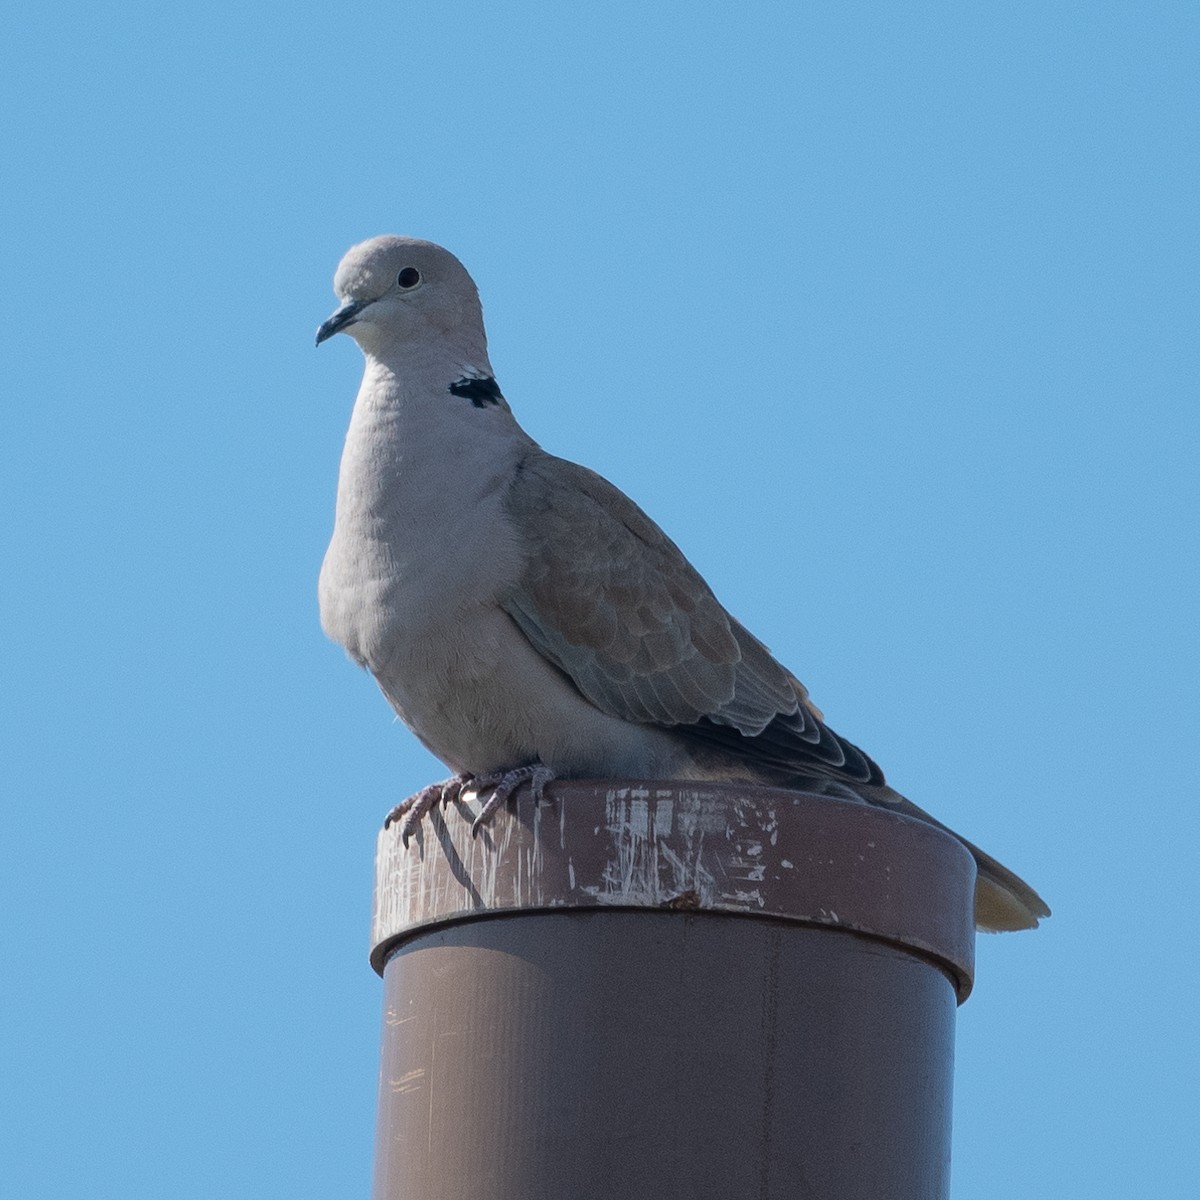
[370,781,975,1200]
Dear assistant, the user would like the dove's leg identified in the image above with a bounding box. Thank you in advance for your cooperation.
[384,774,472,846]
[469,765,556,836]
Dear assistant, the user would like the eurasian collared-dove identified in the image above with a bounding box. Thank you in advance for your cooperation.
[317,235,1049,932]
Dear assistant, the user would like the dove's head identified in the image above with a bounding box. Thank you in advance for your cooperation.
[316,236,489,362]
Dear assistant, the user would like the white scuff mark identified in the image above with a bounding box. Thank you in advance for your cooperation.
[654,796,675,838]
[673,789,734,838]
[625,794,651,839]
[781,859,794,870]
[732,864,766,883]
[567,858,576,891]
[391,1068,426,1095]
[585,789,695,906]
[724,835,766,890]
[658,837,717,905]
[527,797,546,907]
[471,808,501,908]
[603,788,726,905]
[764,806,779,847]
[605,784,652,805]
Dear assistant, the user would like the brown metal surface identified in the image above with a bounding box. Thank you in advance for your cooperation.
[370,781,976,1199]
[371,780,975,1000]
[374,912,957,1200]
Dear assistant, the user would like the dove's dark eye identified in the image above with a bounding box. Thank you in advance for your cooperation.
[397,267,421,289]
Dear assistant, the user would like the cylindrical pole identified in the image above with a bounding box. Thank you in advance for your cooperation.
[369,781,976,1200]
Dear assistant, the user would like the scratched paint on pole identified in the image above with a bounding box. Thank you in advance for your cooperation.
[370,780,977,1000]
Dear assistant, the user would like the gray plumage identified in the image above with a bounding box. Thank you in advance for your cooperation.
[317,235,1049,932]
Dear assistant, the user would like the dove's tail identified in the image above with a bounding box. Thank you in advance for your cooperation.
[678,708,1049,930]
[872,785,1050,932]
[968,839,1052,932]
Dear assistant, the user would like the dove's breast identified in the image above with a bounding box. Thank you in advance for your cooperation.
[318,387,536,768]
[322,502,652,777]
[319,379,703,780]
[320,394,521,659]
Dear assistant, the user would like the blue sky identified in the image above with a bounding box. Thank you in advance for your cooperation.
[3,3,1197,1196]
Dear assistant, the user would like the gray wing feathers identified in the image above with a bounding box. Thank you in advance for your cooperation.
[502,453,799,733]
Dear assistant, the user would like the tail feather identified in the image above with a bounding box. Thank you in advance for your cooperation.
[963,837,1051,932]
[872,786,1050,932]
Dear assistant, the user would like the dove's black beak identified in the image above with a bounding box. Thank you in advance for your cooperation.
[316,298,368,346]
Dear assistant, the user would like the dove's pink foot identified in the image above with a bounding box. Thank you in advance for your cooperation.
[384,774,472,846]
[468,764,556,837]
[384,766,557,847]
